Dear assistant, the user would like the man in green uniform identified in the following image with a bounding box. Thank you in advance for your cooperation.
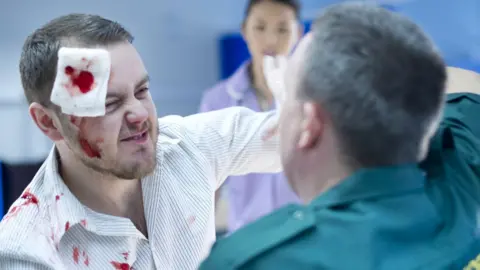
[200,3,480,269]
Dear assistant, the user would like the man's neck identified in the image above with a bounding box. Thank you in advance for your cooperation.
[56,144,143,219]
[301,166,351,204]
[295,139,352,204]
[446,67,480,94]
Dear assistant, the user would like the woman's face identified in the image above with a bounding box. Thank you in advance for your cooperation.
[243,1,300,64]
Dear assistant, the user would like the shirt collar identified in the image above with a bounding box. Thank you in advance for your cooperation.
[43,147,92,240]
[43,128,181,241]
[311,164,426,209]
[225,61,254,100]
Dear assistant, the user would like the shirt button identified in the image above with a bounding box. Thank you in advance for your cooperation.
[293,210,304,220]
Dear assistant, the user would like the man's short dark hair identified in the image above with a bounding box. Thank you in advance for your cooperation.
[20,14,133,107]
[301,3,446,168]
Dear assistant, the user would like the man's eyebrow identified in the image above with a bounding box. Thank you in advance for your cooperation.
[106,92,122,100]
[135,74,150,89]
[105,75,150,100]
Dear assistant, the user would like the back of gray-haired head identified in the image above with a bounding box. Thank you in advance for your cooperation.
[301,2,446,168]
[20,14,133,107]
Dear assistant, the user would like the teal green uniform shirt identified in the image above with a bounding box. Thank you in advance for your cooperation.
[200,93,480,270]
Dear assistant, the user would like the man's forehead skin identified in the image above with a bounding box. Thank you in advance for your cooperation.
[106,43,148,97]
[285,33,313,95]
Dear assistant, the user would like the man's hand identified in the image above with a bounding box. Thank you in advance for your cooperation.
[262,55,288,141]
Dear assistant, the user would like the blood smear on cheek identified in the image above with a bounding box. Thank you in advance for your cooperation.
[64,66,95,94]
[69,116,81,127]
[79,138,101,158]
[77,119,103,159]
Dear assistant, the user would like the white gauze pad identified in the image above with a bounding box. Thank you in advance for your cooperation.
[50,47,111,117]
[263,55,288,111]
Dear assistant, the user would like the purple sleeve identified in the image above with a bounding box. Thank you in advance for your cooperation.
[199,82,229,113]
[199,92,213,113]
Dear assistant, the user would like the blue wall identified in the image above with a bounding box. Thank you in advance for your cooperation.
[219,21,312,80]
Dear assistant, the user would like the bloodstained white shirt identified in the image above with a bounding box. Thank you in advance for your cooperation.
[0,107,281,270]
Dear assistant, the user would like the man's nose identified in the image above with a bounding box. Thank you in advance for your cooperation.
[125,101,148,126]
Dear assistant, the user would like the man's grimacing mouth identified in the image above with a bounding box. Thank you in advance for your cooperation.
[121,130,148,141]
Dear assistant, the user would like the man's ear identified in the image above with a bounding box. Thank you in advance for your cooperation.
[297,102,323,149]
[29,102,64,141]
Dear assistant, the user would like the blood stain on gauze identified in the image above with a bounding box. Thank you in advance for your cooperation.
[64,65,94,94]
[51,47,111,117]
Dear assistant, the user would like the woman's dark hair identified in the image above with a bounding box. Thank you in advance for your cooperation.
[244,0,301,20]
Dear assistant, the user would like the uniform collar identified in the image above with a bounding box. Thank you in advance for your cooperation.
[311,164,426,209]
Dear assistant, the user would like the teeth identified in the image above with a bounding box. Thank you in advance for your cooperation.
[124,132,145,141]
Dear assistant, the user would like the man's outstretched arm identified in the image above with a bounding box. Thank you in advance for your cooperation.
[181,107,281,189]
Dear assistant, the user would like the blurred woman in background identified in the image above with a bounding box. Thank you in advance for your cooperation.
[199,0,303,234]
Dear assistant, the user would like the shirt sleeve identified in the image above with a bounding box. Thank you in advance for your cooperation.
[437,93,480,200]
[183,107,281,189]
[0,220,61,270]
[0,258,55,270]
[0,247,58,270]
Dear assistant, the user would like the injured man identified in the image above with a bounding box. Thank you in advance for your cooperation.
[0,13,288,270]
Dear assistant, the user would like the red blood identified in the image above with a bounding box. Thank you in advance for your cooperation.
[21,191,39,205]
[65,221,70,232]
[122,252,129,260]
[73,247,80,264]
[64,66,95,94]
[69,116,80,127]
[55,193,64,201]
[3,206,20,221]
[9,206,18,214]
[2,190,39,222]
[77,119,103,159]
[65,66,74,75]
[82,251,89,266]
[111,262,131,270]
[80,219,87,227]
[79,138,101,158]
